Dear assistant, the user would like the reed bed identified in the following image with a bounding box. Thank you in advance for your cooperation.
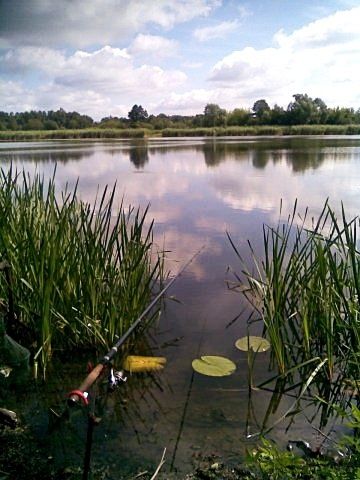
[1,124,360,142]
[162,125,360,137]
[0,167,163,377]
[229,201,360,405]
[0,128,146,141]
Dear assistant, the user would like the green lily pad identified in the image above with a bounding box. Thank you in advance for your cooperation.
[192,356,236,377]
[235,336,270,352]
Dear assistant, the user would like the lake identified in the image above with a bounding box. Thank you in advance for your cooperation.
[1,136,360,476]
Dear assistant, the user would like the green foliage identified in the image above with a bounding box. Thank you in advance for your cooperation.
[246,438,360,479]
[203,103,227,127]
[161,125,360,137]
[128,104,148,123]
[0,109,93,131]
[287,94,328,124]
[1,93,360,136]
[43,119,59,130]
[235,336,270,352]
[252,100,271,124]
[192,355,236,377]
[0,168,163,377]
[0,128,145,140]
[227,108,251,126]
[98,116,128,129]
[25,118,44,130]
[229,200,360,428]
[247,438,305,479]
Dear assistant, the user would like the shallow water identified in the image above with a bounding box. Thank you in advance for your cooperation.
[1,136,360,476]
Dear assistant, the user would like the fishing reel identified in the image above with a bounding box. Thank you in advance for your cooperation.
[107,367,127,392]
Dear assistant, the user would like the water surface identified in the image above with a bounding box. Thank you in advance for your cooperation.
[1,136,360,475]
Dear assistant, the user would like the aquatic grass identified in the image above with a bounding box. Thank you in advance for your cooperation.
[0,128,146,141]
[161,125,360,137]
[1,124,360,142]
[0,167,163,377]
[228,200,360,407]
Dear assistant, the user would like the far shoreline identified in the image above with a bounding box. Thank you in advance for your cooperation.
[1,124,360,141]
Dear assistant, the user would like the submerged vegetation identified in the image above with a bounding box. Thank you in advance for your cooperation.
[0,168,163,377]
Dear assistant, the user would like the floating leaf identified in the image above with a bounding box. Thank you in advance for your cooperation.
[123,355,166,372]
[192,356,236,377]
[235,336,270,352]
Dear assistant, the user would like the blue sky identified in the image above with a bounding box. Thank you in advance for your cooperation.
[1,0,360,119]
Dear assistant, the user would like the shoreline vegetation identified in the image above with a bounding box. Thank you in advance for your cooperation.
[1,123,360,141]
[1,93,360,141]
[0,168,163,378]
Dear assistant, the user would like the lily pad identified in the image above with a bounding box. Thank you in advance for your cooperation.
[235,336,270,352]
[192,356,236,377]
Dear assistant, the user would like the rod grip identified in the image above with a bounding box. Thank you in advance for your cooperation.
[68,363,104,406]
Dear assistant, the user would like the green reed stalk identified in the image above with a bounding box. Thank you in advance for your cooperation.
[229,200,360,393]
[0,168,163,378]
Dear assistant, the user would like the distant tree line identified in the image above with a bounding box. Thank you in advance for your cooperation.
[0,108,94,131]
[1,94,360,131]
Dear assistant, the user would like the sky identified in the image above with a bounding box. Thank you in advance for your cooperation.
[1,0,360,120]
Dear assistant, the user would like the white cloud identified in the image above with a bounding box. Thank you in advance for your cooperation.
[0,47,66,75]
[128,34,179,58]
[2,4,360,119]
[36,84,124,119]
[274,7,360,49]
[154,89,222,114]
[0,79,35,112]
[0,45,188,119]
[153,87,249,114]
[193,19,239,42]
[209,7,360,108]
[54,46,186,93]
[0,0,221,48]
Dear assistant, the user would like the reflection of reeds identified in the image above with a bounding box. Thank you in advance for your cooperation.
[0,167,163,378]
[229,201,360,413]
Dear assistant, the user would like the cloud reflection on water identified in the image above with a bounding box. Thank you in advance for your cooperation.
[2,137,360,470]
[1,136,360,265]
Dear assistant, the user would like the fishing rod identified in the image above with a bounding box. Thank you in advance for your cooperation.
[66,248,203,480]
[68,247,203,405]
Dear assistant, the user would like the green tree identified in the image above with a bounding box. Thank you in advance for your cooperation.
[327,107,356,125]
[269,104,287,125]
[227,108,251,126]
[252,99,270,124]
[25,118,44,130]
[287,94,328,124]
[203,103,227,127]
[148,113,172,130]
[44,120,59,130]
[98,116,127,129]
[128,105,148,123]
[6,115,18,130]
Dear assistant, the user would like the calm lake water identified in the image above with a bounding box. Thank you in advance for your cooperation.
[1,136,360,476]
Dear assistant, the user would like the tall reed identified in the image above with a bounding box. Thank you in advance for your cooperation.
[0,128,146,141]
[228,201,360,393]
[0,167,163,377]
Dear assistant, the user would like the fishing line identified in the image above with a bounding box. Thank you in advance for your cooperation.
[170,311,209,471]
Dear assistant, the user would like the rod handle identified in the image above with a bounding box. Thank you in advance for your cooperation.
[68,363,104,406]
